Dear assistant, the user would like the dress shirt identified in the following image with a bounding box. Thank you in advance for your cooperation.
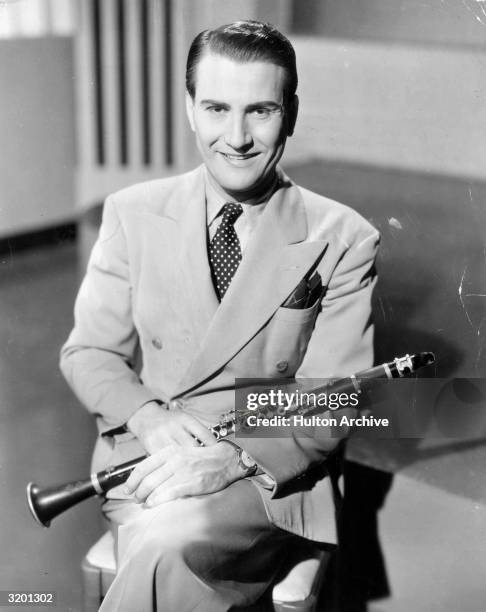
[205,167,279,251]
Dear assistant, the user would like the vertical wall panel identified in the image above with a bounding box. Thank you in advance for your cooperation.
[101,0,121,167]
[140,0,151,165]
[162,0,174,165]
[74,0,289,209]
[75,0,96,168]
[92,0,104,164]
[148,0,166,168]
[116,0,128,165]
[125,0,143,166]
[170,0,185,168]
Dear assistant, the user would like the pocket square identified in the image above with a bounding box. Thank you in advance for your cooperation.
[282,273,323,309]
[305,272,323,307]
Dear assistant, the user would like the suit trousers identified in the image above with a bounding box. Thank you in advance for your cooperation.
[99,479,292,612]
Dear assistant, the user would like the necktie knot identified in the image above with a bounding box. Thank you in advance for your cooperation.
[221,202,243,225]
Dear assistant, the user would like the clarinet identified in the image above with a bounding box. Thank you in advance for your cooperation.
[27,352,434,527]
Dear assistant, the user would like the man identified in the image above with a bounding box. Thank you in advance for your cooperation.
[61,20,379,611]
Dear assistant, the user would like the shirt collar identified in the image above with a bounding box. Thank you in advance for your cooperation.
[204,166,280,225]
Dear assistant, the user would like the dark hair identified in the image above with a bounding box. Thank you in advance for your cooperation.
[186,20,297,107]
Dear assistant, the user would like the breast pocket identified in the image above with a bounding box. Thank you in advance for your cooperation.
[262,300,321,377]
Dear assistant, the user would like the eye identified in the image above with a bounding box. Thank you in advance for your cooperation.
[250,107,271,118]
[206,105,226,114]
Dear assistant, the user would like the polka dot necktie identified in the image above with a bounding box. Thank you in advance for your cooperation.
[209,202,243,300]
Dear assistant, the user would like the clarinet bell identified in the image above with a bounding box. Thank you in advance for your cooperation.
[26,482,53,527]
[26,477,96,527]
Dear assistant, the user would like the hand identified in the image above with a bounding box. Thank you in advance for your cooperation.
[127,401,217,454]
[124,442,241,507]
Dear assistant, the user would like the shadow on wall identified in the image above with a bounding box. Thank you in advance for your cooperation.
[286,158,486,378]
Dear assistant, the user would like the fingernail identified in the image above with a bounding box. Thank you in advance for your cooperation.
[145,499,153,508]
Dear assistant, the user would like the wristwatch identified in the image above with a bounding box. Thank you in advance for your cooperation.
[222,440,258,477]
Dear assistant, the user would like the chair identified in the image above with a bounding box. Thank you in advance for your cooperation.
[82,531,334,611]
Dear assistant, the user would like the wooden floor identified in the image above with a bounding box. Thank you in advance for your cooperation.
[0,241,103,611]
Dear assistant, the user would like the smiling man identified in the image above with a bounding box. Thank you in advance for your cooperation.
[186,51,296,201]
[61,20,379,611]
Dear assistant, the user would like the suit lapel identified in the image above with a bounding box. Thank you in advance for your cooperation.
[174,177,328,396]
[167,167,219,345]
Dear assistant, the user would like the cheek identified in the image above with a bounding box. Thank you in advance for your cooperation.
[254,123,286,153]
[195,126,211,148]
[194,116,223,149]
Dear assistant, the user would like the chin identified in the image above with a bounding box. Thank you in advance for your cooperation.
[222,180,257,195]
[220,167,272,191]
[214,174,259,196]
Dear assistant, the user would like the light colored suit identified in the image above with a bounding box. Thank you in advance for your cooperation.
[60,164,379,546]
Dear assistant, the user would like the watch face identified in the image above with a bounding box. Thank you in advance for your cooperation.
[240,450,256,469]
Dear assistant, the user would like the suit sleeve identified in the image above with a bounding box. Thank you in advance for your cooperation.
[238,224,380,495]
[60,195,159,433]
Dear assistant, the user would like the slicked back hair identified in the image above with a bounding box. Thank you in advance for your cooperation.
[186,20,297,108]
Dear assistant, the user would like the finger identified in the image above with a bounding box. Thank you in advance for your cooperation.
[133,465,173,503]
[124,448,171,493]
[144,481,192,507]
[188,435,202,447]
[173,428,202,447]
[183,419,217,447]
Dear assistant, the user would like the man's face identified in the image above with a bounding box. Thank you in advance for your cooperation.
[185,52,297,200]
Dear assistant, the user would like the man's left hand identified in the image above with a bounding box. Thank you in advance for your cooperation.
[123,442,242,507]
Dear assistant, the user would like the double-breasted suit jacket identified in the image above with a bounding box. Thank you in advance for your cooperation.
[60,165,379,544]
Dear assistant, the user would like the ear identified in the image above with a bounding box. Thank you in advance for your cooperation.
[286,94,299,137]
[185,90,196,132]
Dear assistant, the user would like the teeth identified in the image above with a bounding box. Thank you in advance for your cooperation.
[223,153,254,160]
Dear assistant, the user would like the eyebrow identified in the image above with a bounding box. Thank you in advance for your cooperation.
[199,100,230,108]
[247,102,283,111]
[199,99,283,110]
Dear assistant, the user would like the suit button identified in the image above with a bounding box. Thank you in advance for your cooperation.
[276,360,288,373]
[151,337,163,350]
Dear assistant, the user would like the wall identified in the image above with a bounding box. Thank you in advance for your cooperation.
[0,38,75,238]
[285,37,485,181]
[291,0,486,48]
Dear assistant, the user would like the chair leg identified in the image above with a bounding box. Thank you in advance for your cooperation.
[81,558,103,612]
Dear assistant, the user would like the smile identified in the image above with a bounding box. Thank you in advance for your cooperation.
[219,152,259,161]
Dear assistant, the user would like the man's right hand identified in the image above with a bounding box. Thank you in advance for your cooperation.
[126,401,217,455]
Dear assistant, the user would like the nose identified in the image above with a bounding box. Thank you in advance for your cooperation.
[224,113,252,150]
